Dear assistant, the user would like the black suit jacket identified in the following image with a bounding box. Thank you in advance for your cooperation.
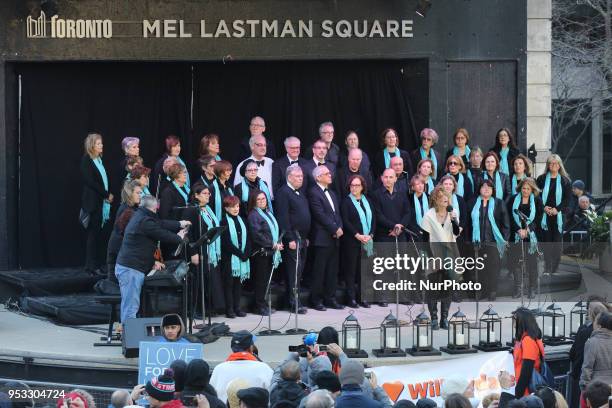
[81,155,111,213]
[275,184,311,244]
[301,160,337,193]
[335,167,373,196]
[247,209,277,250]
[340,195,377,248]
[373,148,414,178]
[308,185,343,247]
[271,156,308,192]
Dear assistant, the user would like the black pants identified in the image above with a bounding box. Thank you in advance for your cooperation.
[509,242,538,292]
[541,224,562,274]
[283,244,307,307]
[341,242,363,302]
[85,209,103,270]
[192,262,225,314]
[310,244,339,305]
[221,261,242,313]
[252,253,273,310]
[426,270,451,321]
[479,245,501,296]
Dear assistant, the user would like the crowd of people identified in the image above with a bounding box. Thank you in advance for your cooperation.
[80,117,598,327]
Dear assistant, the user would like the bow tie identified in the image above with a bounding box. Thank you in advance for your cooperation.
[289,160,299,165]
[317,162,325,166]
[323,188,329,193]
[255,160,265,166]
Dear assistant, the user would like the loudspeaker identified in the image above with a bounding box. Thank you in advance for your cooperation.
[122,317,162,358]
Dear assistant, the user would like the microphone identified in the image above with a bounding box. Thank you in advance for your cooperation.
[173,203,198,210]
[513,208,530,222]
[396,224,420,237]
[447,205,460,229]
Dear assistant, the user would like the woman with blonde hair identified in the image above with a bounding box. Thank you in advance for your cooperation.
[445,154,473,200]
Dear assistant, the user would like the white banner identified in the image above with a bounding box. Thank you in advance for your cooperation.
[367,351,514,405]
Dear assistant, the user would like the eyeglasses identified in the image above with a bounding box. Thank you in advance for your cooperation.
[350,184,362,187]
[448,162,459,166]
[254,143,266,147]
[250,123,264,128]
[246,168,258,172]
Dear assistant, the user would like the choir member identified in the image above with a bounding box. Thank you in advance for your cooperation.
[305,121,341,166]
[341,175,376,308]
[247,190,283,316]
[445,128,472,168]
[390,156,410,194]
[195,155,217,189]
[152,135,190,195]
[536,154,572,275]
[236,116,276,165]
[466,146,484,193]
[408,175,430,238]
[302,139,337,192]
[489,128,519,176]
[416,158,436,195]
[420,186,461,330]
[156,156,179,196]
[412,128,442,180]
[115,137,140,194]
[336,148,373,195]
[275,164,311,314]
[510,154,533,195]
[234,159,273,217]
[469,179,510,301]
[308,165,344,311]
[481,151,511,201]
[124,156,143,181]
[81,132,113,274]
[507,178,543,299]
[199,133,222,161]
[129,165,152,197]
[338,130,372,171]
[219,195,251,318]
[271,136,308,193]
[209,160,235,221]
[445,154,473,200]
[234,135,275,198]
[371,168,414,243]
[438,175,468,240]
[159,163,190,259]
[373,128,414,177]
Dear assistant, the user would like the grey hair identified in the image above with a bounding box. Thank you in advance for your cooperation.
[419,128,439,144]
[312,165,329,179]
[110,390,131,408]
[578,195,590,204]
[305,390,335,408]
[140,195,158,211]
[121,137,140,153]
[121,180,143,207]
[250,115,265,126]
[319,121,334,135]
[348,147,362,158]
[284,136,301,147]
[249,134,266,148]
[280,360,301,381]
[285,164,303,180]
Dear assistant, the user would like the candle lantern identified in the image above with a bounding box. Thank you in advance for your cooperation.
[541,303,572,345]
[474,305,510,352]
[372,310,406,357]
[408,310,441,356]
[570,301,587,338]
[342,310,368,358]
[441,308,476,354]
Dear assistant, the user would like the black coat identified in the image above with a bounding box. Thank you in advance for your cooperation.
[569,322,594,379]
[159,183,190,221]
[408,192,429,240]
[247,209,278,250]
[466,168,483,194]
[274,184,311,244]
[80,155,111,213]
[308,185,343,247]
[337,149,372,171]
[151,154,170,197]
[116,207,183,273]
[371,186,413,241]
[482,171,512,201]
[208,179,235,220]
[220,213,251,262]
[271,156,309,192]
[467,197,511,244]
[411,147,443,180]
[449,171,474,201]
[373,148,413,178]
[536,173,572,222]
[506,194,544,239]
[301,160,337,193]
[107,203,136,265]
[270,380,307,408]
[335,166,374,196]
[341,195,377,248]
[489,146,520,175]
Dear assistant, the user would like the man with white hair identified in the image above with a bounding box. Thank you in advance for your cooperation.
[234,134,275,197]
[305,389,336,408]
[236,115,277,165]
[272,136,308,192]
[306,121,340,166]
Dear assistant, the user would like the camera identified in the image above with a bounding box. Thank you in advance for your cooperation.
[318,345,328,352]
[181,393,197,407]
[288,344,310,357]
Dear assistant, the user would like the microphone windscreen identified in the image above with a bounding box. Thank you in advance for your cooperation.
[446,205,454,212]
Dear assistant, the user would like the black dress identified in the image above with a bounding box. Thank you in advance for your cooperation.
[208,178,235,221]
[158,182,190,259]
[220,213,251,316]
[247,209,280,312]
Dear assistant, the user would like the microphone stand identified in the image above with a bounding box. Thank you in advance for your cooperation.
[519,214,527,307]
[286,231,307,335]
[470,204,485,329]
[259,231,286,336]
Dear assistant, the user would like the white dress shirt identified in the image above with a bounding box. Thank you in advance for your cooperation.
[317,182,335,212]
[234,155,275,198]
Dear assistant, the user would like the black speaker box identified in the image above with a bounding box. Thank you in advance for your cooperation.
[122,317,163,358]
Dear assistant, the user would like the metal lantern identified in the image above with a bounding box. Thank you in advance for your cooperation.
[475,305,509,351]
[570,301,587,338]
[372,310,406,357]
[342,310,368,358]
[441,308,476,354]
[408,310,441,356]
[541,303,571,345]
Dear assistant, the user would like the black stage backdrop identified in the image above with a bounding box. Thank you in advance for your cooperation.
[19,60,426,268]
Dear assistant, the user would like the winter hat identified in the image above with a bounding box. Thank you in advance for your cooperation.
[170,360,187,392]
[231,330,256,352]
[440,375,469,399]
[393,400,417,408]
[339,360,365,386]
[240,159,257,178]
[161,314,182,327]
[308,356,332,384]
[520,395,545,408]
[572,180,585,191]
[237,387,269,408]
[415,398,437,408]
[184,358,211,389]
[314,370,341,393]
[145,368,176,402]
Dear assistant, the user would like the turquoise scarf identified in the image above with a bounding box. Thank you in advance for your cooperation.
[484,171,504,200]
[226,215,250,282]
[92,157,110,226]
[200,175,209,187]
[511,174,525,194]
[420,147,437,179]
[541,173,563,233]
[413,193,429,227]
[499,148,510,175]
[141,185,151,197]
[172,181,189,205]
[453,145,471,161]
[383,148,400,169]
[215,154,221,161]
[349,194,373,257]
[425,177,435,194]
[512,194,538,254]
[450,173,465,197]
[256,208,282,268]
[471,197,506,256]
[241,179,273,213]
[452,194,460,221]
[212,179,223,220]
[175,156,190,187]
[200,205,221,266]
[467,169,475,191]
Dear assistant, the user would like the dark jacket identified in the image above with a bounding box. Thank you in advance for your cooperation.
[159,183,190,220]
[270,380,307,408]
[208,178,235,220]
[151,153,170,197]
[335,384,383,408]
[506,194,544,239]
[338,150,372,171]
[466,167,483,194]
[247,209,278,251]
[301,160,337,193]
[490,146,520,175]
[371,186,413,242]
[275,184,311,244]
[408,192,429,241]
[536,173,572,229]
[81,155,111,213]
[308,184,343,247]
[570,322,593,379]
[336,166,374,196]
[341,195,377,248]
[467,197,511,244]
[107,203,136,265]
[220,213,251,262]
[272,156,309,193]
[449,171,474,201]
[410,147,442,180]
[373,148,413,178]
[116,207,183,273]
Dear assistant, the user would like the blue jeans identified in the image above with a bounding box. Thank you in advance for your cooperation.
[115,264,145,323]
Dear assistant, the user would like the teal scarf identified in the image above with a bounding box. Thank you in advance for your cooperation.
[226,214,250,282]
[452,194,460,221]
[212,179,223,220]
[383,148,400,169]
[141,185,151,197]
[349,194,373,257]
[420,147,437,179]
[449,173,465,197]
[256,208,282,268]
[425,177,435,194]
[541,173,563,233]
[499,148,510,175]
[172,181,189,205]
[92,157,110,226]
[512,194,538,254]
[200,175,209,187]
[471,197,506,256]
[413,193,429,227]
[484,171,504,200]
[200,205,221,266]
[511,174,525,194]
[453,145,470,161]
[241,179,273,213]
[215,154,221,161]
[175,156,190,187]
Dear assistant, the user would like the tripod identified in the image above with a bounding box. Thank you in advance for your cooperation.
[286,231,307,335]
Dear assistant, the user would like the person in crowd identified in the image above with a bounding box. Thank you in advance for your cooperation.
[275,164,311,314]
[443,394,472,408]
[152,135,190,195]
[416,159,436,195]
[226,379,252,408]
[388,156,410,194]
[308,165,344,310]
[317,327,350,375]
[312,371,342,397]
[269,360,307,407]
[236,387,269,408]
[536,154,572,275]
[393,401,417,408]
[341,175,376,308]
[469,179,510,301]
[302,139,337,192]
[412,128,442,181]
[445,128,472,169]
[272,348,333,392]
[210,330,273,403]
[490,128,519,176]
[568,180,593,220]
[420,186,461,329]
[510,155,533,195]
[155,156,180,195]
[306,121,341,167]
[373,128,413,177]
[235,159,274,217]
[584,381,611,408]
[130,165,152,196]
[106,180,142,282]
[511,308,545,398]
[110,389,130,408]
[533,387,556,408]
[158,313,189,343]
[409,175,430,238]
[196,155,217,189]
[143,369,184,408]
[81,132,114,274]
[199,133,222,161]
[159,163,190,220]
[507,178,543,299]
[481,151,511,201]
[580,311,612,393]
[248,190,283,315]
[338,130,372,171]
[438,175,468,241]
[445,155,472,200]
[570,196,598,233]
[272,136,308,192]
[465,146,484,195]
[304,390,336,408]
[335,360,388,408]
[234,135,275,198]
[219,195,250,318]
[115,195,189,323]
[171,360,188,394]
[182,359,226,408]
[336,148,373,195]
[372,168,414,243]
[237,116,276,165]
[481,393,501,408]
[440,376,477,407]
[58,390,97,408]
[209,160,235,221]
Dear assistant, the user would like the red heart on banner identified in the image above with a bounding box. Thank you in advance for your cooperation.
[382,381,405,402]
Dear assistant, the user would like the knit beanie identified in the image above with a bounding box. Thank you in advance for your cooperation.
[314,370,341,393]
[440,375,469,399]
[339,360,364,386]
[145,369,176,402]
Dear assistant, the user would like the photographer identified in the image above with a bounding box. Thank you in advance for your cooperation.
[181,359,225,408]
[269,360,307,407]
